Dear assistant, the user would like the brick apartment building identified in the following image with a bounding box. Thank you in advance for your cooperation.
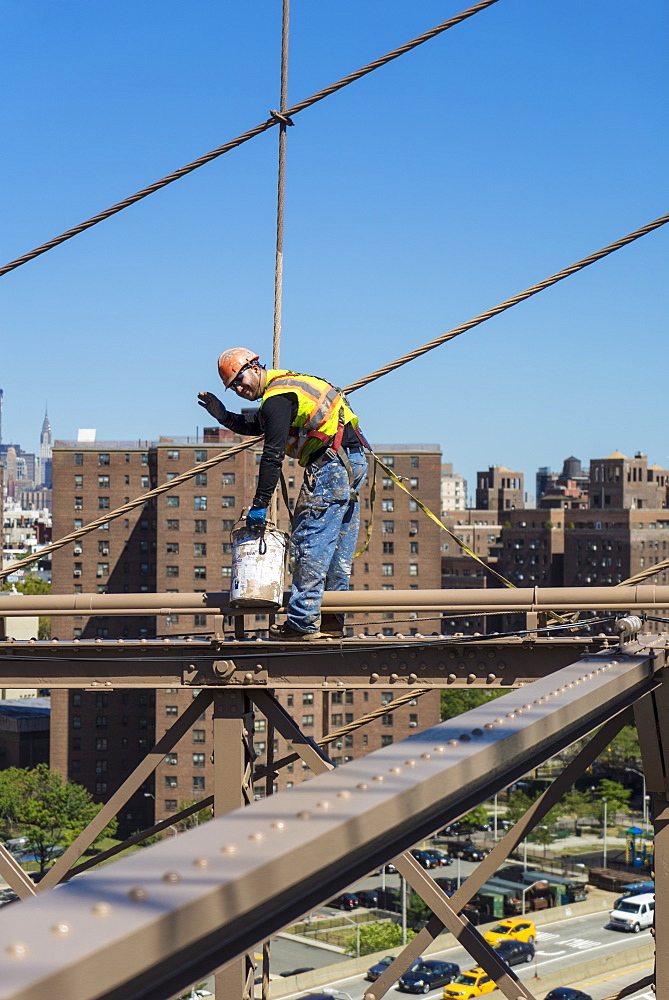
[475,466,525,516]
[50,434,442,832]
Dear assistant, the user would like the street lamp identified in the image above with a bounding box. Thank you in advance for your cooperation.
[334,913,360,958]
[602,798,608,869]
[625,767,648,833]
[521,880,547,916]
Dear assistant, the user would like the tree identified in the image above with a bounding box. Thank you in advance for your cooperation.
[440,689,506,721]
[344,921,416,956]
[460,804,489,830]
[595,779,631,826]
[0,765,117,871]
[561,789,591,833]
[176,799,213,831]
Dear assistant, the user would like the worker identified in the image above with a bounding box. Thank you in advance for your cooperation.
[198,347,367,640]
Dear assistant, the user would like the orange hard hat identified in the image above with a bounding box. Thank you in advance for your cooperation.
[217,347,260,388]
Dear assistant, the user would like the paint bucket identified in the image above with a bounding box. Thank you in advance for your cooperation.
[230,525,289,608]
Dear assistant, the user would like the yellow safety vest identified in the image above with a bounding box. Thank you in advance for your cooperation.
[261,369,359,466]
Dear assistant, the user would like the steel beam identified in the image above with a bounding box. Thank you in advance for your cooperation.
[1,584,669,615]
[0,644,662,1000]
[0,635,618,688]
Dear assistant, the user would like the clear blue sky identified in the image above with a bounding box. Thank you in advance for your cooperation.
[2,0,667,498]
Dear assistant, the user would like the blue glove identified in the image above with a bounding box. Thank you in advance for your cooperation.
[246,506,267,529]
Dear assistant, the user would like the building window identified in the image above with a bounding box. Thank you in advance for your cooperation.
[222,542,233,554]
[382,500,394,512]
[98,497,110,510]
[98,475,110,488]
[410,456,419,469]
[74,453,84,466]
[167,496,180,507]
[194,614,206,627]
[382,477,394,490]
[410,478,418,489]
[165,706,179,716]
[409,520,419,535]
[166,542,179,554]
[381,563,394,576]
[193,729,206,743]
[165,753,178,765]
[72,715,81,729]
[194,566,207,580]
[195,472,207,487]
[410,541,419,554]
[331,713,343,726]
[381,735,394,746]
[194,496,207,510]
[382,520,394,534]
[192,753,205,767]
[167,450,180,461]
[382,714,394,727]
[98,453,110,466]
[194,519,207,533]
[74,474,83,488]
[95,782,108,795]
[96,562,109,577]
[409,499,418,512]
[96,716,108,729]
[98,540,109,555]
[302,715,314,728]
[303,692,314,705]
[222,472,236,485]
[192,776,205,791]
[382,455,395,467]
[194,542,207,557]
[221,496,235,508]
[166,565,179,578]
[165,799,178,811]
[74,496,83,510]
[95,759,108,773]
[221,566,232,578]
[409,563,419,576]
[222,519,234,531]
[165,775,178,788]
[195,450,207,462]
[382,541,394,554]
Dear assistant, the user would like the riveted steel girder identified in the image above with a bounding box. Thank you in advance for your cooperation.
[0,642,663,1000]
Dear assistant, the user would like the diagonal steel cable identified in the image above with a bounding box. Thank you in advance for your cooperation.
[0,0,501,279]
[344,211,669,393]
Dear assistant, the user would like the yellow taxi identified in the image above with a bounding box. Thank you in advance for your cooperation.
[483,917,536,946]
[443,967,496,998]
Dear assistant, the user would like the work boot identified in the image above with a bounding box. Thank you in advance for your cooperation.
[268,622,323,641]
[320,614,345,638]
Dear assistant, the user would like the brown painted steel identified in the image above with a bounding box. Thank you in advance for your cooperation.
[0,847,36,901]
[0,647,661,1000]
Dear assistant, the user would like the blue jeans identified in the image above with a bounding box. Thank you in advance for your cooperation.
[286,450,367,633]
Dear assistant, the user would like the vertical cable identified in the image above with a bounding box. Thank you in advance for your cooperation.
[272,0,290,370]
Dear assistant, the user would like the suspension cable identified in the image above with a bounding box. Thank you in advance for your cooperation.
[0,0,501,280]
[343,212,669,394]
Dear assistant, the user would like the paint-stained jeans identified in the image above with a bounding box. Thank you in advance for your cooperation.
[286,450,367,634]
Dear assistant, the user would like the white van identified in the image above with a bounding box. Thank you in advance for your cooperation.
[609,892,655,933]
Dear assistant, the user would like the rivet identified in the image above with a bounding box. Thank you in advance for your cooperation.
[389,767,402,775]
[390,673,399,682]
[337,790,352,799]
[221,844,237,854]
[249,832,264,841]
[128,887,148,901]
[459,734,471,742]
[271,820,286,828]
[448,740,458,746]
[433,745,445,754]
[244,672,253,682]
[370,673,380,682]
[447,673,457,682]
[484,723,494,730]
[163,872,181,883]
[316,800,331,810]
[523,705,531,711]
[487,673,497,682]
[91,902,112,918]
[467,673,476,683]
[50,923,71,936]
[373,774,385,783]
[409,673,418,682]
[357,782,369,791]
[405,759,417,767]
[297,811,311,820]
[494,718,504,725]
[5,942,28,958]
[421,753,432,760]
[506,713,515,719]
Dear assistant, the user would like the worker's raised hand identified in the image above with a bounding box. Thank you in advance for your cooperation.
[197,391,226,424]
[246,506,267,529]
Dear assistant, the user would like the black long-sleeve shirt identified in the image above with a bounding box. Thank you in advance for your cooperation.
[220,391,361,507]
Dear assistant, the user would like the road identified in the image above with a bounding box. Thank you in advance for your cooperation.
[275,907,654,999]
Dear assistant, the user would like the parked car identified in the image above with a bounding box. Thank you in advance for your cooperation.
[459,843,487,862]
[355,889,380,907]
[367,955,423,982]
[434,876,460,895]
[3,837,29,856]
[423,849,453,867]
[492,939,535,966]
[608,892,654,933]
[483,917,536,946]
[620,880,654,896]
[411,849,438,869]
[398,960,460,993]
[543,990,593,1000]
[443,967,496,997]
[328,892,359,911]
